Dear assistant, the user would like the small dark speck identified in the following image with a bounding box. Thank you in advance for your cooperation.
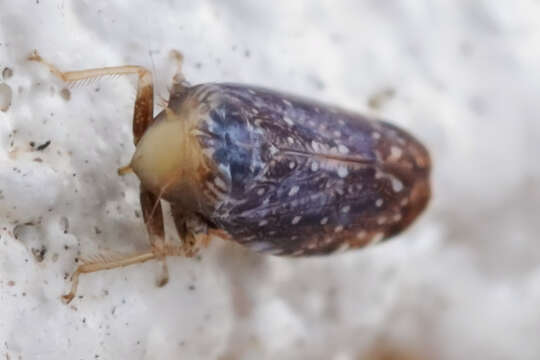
[195,62,203,69]
[31,246,47,262]
[244,50,251,58]
[2,67,13,80]
[94,226,102,235]
[36,140,51,151]
[61,217,69,233]
[0,83,12,112]
[188,284,196,291]
[60,88,71,101]
[82,317,86,324]
[368,87,396,110]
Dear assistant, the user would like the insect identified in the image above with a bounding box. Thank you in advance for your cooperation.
[28,50,431,303]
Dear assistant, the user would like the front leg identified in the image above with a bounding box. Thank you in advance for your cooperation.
[28,50,154,145]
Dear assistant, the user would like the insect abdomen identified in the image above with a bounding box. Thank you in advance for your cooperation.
[193,83,431,256]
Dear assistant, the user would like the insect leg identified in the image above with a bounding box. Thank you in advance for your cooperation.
[27,50,153,145]
[62,251,156,304]
[62,188,168,304]
[169,49,185,86]
[139,186,170,287]
[170,204,212,257]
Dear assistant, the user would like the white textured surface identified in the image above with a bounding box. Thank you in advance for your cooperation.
[1,1,540,359]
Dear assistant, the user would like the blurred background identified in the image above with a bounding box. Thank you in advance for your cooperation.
[1,1,540,359]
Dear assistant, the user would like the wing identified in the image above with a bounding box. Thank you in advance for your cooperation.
[198,83,431,256]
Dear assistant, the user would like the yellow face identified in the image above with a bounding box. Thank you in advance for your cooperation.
[130,108,209,206]
[131,113,184,195]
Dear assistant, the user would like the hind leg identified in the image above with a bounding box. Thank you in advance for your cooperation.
[61,189,169,304]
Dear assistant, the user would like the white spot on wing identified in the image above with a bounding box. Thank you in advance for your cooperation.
[391,177,404,192]
[321,217,328,225]
[269,145,279,155]
[289,185,300,196]
[283,116,294,126]
[338,167,348,178]
[292,216,301,224]
[356,230,367,239]
[311,162,319,171]
[338,144,349,154]
[388,146,403,161]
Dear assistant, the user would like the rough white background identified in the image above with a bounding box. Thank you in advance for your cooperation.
[1,1,540,359]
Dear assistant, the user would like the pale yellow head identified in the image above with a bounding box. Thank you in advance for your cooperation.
[129,107,208,207]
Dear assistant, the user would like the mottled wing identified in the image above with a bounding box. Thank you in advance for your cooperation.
[198,84,430,256]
